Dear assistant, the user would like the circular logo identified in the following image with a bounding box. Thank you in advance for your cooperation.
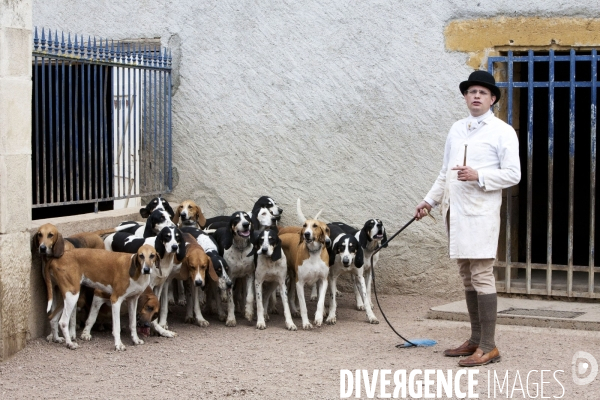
[572,351,598,386]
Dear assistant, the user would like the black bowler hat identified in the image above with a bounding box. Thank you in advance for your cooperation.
[459,70,501,105]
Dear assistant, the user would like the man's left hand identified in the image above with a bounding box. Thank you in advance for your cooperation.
[452,165,479,182]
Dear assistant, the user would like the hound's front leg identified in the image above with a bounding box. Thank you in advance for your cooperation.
[48,291,65,343]
[255,279,266,329]
[177,279,187,306]
[364,270,375,310]
[152,282,177,337]
[356,274,379,324]
[314,278,328,327]
[278,279,297,331]
[296,282,312,330]
[225,289,237,327]
[81,295,107,341]
[288,279,300,317]
[185,280,195,323]
[158,280,171,329]
[112,298,126,351]
[69,304,77,341]
[59,292,80,350]
[326,275,339,325]
[213,286,227,321]
[48,309,64,343]
[353,275,366,310]
[128,296,144,345]
[151,319,178,337]
[192,284,210,327]
[244,273,255,322]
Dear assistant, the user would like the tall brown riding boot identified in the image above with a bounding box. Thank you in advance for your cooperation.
[459,293,501,366]
[443,290,480,357]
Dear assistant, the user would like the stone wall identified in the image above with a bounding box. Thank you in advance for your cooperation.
[0,0,32,361]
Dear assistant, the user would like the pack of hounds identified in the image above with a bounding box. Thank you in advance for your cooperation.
[32,196,388,351]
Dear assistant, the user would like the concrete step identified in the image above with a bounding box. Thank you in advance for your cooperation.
[428,296,600,331]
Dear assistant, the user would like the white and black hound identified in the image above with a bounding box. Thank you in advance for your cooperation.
[248,228,296,331]
[249,196,284,313]
[140,196,175,219]
[326,223,379,324]
[250,196,283,231]
[210,211,254,327]
[335,219,387,312]
[108,208,174,241]
[204,196,283,231]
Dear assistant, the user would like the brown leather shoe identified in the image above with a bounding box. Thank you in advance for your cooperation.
[458,347,501,367]
[443,340,479,357]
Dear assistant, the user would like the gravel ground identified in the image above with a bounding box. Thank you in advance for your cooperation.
[1,292,599,399]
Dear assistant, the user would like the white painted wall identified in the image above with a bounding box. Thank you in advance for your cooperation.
[33,1,600,298]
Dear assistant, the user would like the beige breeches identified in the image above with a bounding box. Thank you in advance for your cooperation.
[457,258,496,294]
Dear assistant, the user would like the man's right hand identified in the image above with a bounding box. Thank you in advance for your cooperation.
[414,201,432,220]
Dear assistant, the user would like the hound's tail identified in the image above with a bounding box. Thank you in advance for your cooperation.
[314,208,324,220]
[115,223,139,232]
[296,198,306,224]
[296,198,323,222]
[91,227,118,236]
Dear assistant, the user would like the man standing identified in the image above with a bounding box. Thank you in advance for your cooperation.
[414,70,521,366]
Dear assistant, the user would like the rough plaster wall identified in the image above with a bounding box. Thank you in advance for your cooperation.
[33,1,600,299]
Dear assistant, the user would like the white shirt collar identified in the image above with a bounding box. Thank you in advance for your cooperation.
[466,109,493,131]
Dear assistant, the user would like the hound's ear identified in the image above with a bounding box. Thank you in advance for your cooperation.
[164,201,175,219]
[175,242,187,262]
[176,236,187,263]
[155,253,162,277]
[143,220,155,239]
[129,254,138,278]
[327,244,336,266]
[355,245,364,268]
[195,205,207,229]
[381,230,388,248]
[172,206,181,225]
[179,256,189,276]
[246,245,257,257]
[271,237,282,262]
[247,230,259,258]
[53,233,65,257]
[358,230,369,249]
[222,226,234,250]
[298,229,304,243]
[250,213,259,232]
[207,258,218,282]
[154,237,166,259]
[31,232,40,253]
[140,207,151,219]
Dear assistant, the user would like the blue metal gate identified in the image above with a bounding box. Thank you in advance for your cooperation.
[489,50,599,298]
[32,28,173,214]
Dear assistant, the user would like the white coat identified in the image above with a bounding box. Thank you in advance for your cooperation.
[425,113,521,259]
